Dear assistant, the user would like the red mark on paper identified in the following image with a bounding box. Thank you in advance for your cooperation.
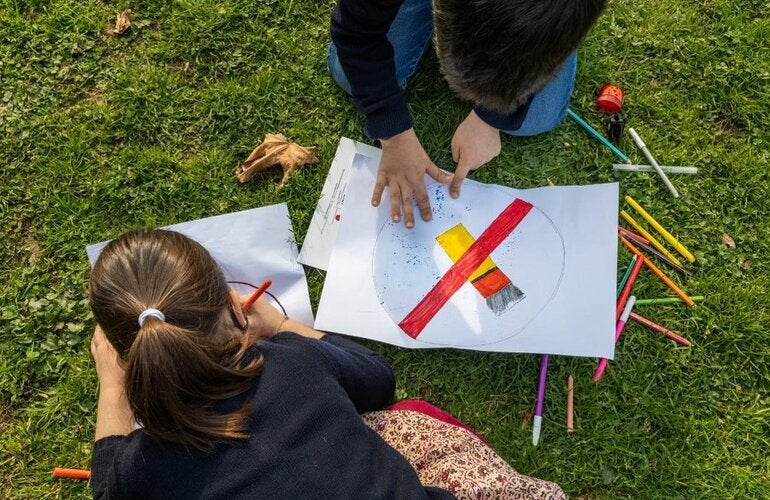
[398,198,533,338]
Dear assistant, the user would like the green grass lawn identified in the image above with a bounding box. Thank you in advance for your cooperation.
[1,0,768,497]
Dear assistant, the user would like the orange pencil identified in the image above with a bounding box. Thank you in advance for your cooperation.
[566,375,574,434]
[619,237,695,307]
[53,467,90,480]
[241,279,272,311]
[629,312,692,346]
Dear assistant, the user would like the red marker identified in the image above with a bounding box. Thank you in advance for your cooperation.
[53,468,90,480]
[241,279,272,311]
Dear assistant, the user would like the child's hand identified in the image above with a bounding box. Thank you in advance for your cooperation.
[450,110,501,198]
[244,297,286,338]
[375,128,451,229]
[90,325,126,391]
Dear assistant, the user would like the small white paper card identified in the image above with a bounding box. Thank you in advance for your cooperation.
[298,137,381,271]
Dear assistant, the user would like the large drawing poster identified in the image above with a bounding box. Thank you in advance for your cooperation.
[315,150,619,358]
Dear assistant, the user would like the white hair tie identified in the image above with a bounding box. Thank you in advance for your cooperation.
[138,308,165,327]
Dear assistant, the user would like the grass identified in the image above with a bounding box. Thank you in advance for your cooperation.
[1,0,768,497]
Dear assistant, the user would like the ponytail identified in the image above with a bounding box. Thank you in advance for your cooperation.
[127,317,263,450]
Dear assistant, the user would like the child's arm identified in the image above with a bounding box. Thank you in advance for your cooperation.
[91,326,133,440]
[245,296,325,340]
[313,334,396,412]
[245,296,392,409]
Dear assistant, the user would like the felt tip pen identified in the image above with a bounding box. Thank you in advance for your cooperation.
[628,128,679,198]
[241,279,273,311]
[613,164,698,174]
[53,467,91,480]
[594,296,636,382]
[567,108,632,164]
[625,195,696,263]
[532,354,549,446]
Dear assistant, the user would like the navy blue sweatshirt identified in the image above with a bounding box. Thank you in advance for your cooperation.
[91,333,454,499]
[330,0,531,139]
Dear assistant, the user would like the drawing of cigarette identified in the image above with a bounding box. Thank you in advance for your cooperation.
[436,223,525,315]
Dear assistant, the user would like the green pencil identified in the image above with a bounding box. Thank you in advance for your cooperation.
[635,296,705,305]
[567,108,632,164]
[617,255,638,297]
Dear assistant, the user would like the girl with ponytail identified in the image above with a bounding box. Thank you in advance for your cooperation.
[88,229,424,499]
[88,229,564,499]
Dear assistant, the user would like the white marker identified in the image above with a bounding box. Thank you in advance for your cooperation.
[628,128,679,198]
[613,164,698,174]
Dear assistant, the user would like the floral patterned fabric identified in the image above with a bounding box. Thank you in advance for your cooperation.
[363,409,566,500]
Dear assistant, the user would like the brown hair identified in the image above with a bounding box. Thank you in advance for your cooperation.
[433,0,606,113]
[89,229,263,450]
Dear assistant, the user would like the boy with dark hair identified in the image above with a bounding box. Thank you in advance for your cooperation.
[329,0,606,228]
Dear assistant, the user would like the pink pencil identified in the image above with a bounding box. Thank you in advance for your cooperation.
[594,296,636,382]
[629,312,692,346]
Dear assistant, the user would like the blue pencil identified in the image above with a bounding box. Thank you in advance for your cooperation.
[566,108,632,164]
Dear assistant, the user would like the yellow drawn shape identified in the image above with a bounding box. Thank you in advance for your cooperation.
[436,223,497,282]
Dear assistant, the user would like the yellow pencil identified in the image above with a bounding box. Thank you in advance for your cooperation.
[619,236,695,307]
[625,195,696,263]
[620,210,683,267]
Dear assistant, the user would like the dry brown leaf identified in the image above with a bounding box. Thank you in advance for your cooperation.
[276,143,319,188]
[740,259,751,270]
[114,9,131,35]
[721,233,736,248]
[236,133,319,187]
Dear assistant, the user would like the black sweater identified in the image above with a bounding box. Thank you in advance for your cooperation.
[330,0,531,139]
[91,333,454,499]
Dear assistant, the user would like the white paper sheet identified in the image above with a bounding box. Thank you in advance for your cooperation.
[315,152,619,358]
[86,203,314,325]
[298,137,382,270]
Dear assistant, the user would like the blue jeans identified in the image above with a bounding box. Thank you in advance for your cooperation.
[327,0,577,136]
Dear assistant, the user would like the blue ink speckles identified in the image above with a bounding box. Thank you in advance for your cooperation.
[432,186,447,213]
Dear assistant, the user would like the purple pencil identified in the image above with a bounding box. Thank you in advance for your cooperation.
[533,354,550,446]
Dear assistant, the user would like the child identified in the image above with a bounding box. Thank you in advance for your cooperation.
[329,0,606,229]
[88,229,564,498]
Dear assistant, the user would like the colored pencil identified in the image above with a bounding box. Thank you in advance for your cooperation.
[618,225,649,245]
[241,279,272,311]
[625,195,696,263]
[613,164,698,174]
[623,234,692,276]
[620,237,695,307]
[628,128,679,198]
[566,108,632,164]
[616,253,645,320]
[617,255,638,296]
[635,296,704,305]
[566,375,574,434]
[629,312,692,346]
[594,296,636,382]
[532,354,549,446]
[53,468,91,480]
[620,210,683,266]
